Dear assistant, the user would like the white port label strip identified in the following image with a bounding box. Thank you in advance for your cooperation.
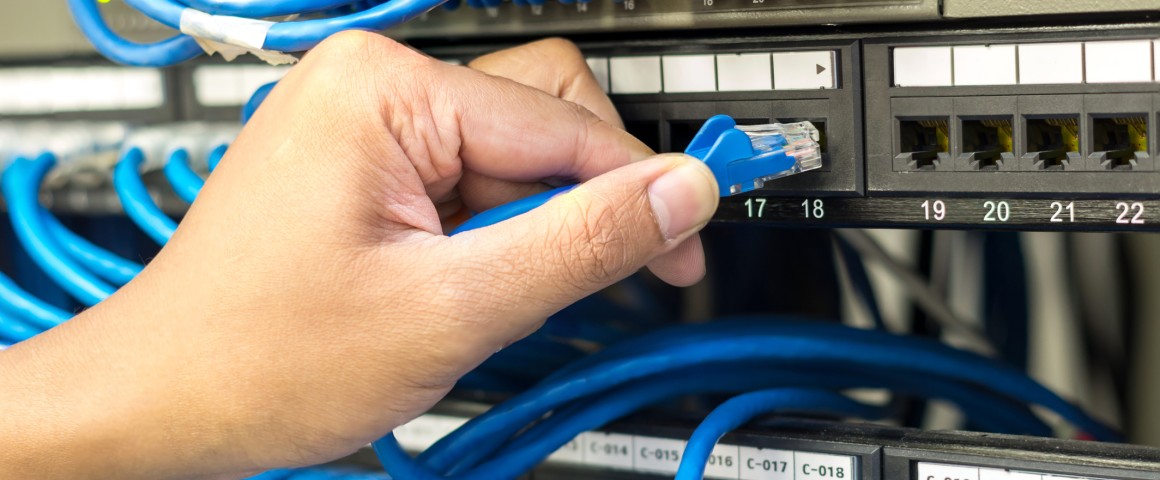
[918,462,1114,480]
[393,414,857,480]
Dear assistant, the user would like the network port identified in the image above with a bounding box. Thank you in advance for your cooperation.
[1023,116,1080,171]
[1090,115,1150,171]
[897,118,950,171]
[959,117,1014,171]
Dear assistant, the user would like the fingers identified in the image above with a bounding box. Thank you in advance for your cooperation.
[442,154,718,345]
[435,66,654,183]
[468,38,624,129]
[242,33,657,235]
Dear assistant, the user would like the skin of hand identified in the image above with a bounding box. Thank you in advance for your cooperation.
[0,34,718,479]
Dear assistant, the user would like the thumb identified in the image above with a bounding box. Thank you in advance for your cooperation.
[447,153,718,334]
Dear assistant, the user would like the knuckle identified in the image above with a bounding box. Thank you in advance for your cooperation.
[314,30,391,59]
[309,32,429,82]
[533,37,589,75]
[534,37,584,61]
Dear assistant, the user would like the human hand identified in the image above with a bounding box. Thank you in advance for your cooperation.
[0,34,718,479]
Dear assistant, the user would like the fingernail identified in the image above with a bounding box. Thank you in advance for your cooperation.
[647,155,719,241]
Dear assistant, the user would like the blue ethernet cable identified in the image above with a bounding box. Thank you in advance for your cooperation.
[208,144,228,173]
[393,358,1044,480]
[675,388,885,480]
[3,155,118,305]
[0,310,39,343]
[164,149,205,204]
[242,82,278,125]
[65,0,204,67]
[175,0,358,17]
[113,148,178,246]
[45,215,142,285]
[69,0,445,66]
[450,186,577,235]
[422,360,1046,478]
[119,0,446,52]
[0,272,70,330]
[402,323,1118,476]
[376,372,885,480]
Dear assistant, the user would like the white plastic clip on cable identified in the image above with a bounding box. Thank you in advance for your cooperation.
[179,9,298,65]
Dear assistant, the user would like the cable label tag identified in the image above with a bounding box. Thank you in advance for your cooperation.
[179,9,297,65]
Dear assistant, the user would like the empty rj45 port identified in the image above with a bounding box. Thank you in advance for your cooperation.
[1023,116,1080,171]
[1090,115,1150,171]
[959,117,1014,171]
[897,118,950,171]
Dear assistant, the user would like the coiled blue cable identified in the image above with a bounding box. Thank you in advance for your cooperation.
[177,0,357,17]
[376,372,887,480]
[3,155,117,305]
[119,0,446,52]
[675,389,885,480]
[401,321,1118,478]
[0,310,39,342]
[65,0,204,67]
[412,317,1057,475]
[421,359,1047,478]
[242,82,278,125]
[208,144,228,173]
[163,149,205,204]
[44,209,143,286]
[113,148,178,246]
[0,272,70,330]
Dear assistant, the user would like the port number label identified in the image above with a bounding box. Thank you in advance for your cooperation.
[746,198,768,218]
[739,447,793,480]
[1050,202,1075,223]
[922,200,946,221]
[802,199,825,219]
[1116,202,1145,225]
[635,437,684,474]
[795,452,852,479]
[983,201,1010,222]
[583,432,634,469]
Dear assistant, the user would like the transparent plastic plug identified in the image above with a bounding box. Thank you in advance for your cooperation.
[727,121,824,194]
[737,121,820,146]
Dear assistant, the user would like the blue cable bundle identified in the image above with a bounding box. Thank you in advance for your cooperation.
[113,147,179,246]
[163,148,206,204]
[371,319,1119,480]
[66,0,619,67]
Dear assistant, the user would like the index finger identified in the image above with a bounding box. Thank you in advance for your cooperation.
[468,38,624,130]
[427,52,654,183]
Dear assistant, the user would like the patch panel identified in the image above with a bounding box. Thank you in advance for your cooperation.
[569,39,863,197]
[11,20,1160,231]
[864,29,1160,202]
